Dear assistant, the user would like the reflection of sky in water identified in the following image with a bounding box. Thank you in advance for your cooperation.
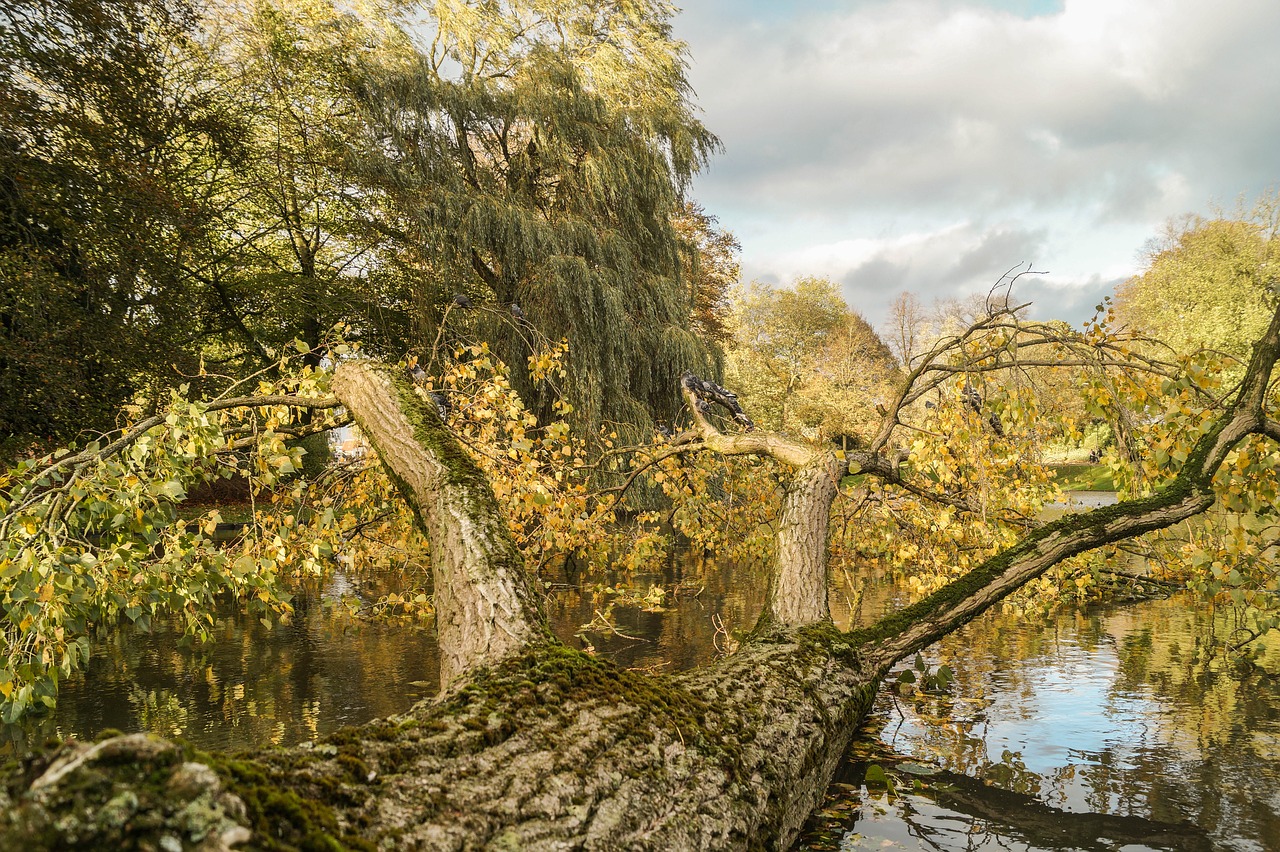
[892,639,1170,786]
[974,646,1173,815]
[844,598,1280,851]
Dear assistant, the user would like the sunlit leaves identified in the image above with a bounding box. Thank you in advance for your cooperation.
[830,372,1060,600]
[1114,203,1280,368]
[0,342,351,721]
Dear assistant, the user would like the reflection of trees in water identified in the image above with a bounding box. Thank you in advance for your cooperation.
[811,595,1280,850]
[0,588,441,757]
[543,546,768,672]
[1,548,766,757]
[5,563,1276,849]
[800,727,1213,851]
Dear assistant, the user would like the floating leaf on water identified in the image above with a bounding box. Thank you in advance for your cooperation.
[864,763,892,786]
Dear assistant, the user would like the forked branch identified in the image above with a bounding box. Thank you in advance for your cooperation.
[857,301,1280,674]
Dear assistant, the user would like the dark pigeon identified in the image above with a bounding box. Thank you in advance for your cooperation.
[962,383,1003,436]
[452,294,473,309]
[681,372,754,431]
[428,392,450,422]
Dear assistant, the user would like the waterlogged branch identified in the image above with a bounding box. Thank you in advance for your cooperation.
[858,302,1280,675]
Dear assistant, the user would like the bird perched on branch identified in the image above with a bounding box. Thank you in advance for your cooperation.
[510,302,526,322]
[452,294,473,309]
[681,372,754,430]
[962,383,1003,436]
[428,392,450,422]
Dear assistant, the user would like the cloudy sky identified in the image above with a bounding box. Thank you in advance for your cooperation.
[669,0,1280,327]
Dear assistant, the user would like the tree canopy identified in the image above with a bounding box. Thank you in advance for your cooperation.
[0,0,238,449]
[727,277,900,442]
[5,270,1280,848]
[5,2,1280,844]
[345,0,722,434]
[1115,196,1280,364]
[0,0,724,458]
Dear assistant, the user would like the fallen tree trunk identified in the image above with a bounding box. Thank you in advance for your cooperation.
[4,301,1280,849]
[0,625,875,850]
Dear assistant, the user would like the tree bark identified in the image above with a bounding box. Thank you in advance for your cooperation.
[4,305,1280,850]
[770,452,840,624]
[330,363,546,686]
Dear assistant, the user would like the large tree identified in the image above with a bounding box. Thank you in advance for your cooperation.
[349,0,721,434]
[5,295,1280,849]
[728,277,899,441]
[2,0,720,457]
[188,0,419,373]
[1115,200,1280,365]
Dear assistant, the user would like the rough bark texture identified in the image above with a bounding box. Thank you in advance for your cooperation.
[678,381,835,628]
[770,453,840,624]
[0,627,875,851]
[331,362,546,686]
[0,361,883,851]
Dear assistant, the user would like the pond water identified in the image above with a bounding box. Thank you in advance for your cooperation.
[3,550,1278,851]
[797,597,1280,851]
[0,550,766,755]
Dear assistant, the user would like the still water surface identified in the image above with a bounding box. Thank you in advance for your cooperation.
[799,599,1280,851]
[2,554,1277,851]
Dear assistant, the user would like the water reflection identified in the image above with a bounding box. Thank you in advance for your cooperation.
[0,549,766,756]
[800,597,1280,851]
[1,584,443,755]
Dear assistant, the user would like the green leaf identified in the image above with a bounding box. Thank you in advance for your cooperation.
[864,763,896,795]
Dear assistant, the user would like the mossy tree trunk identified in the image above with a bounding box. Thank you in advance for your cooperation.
[5,305,1280,850]
[330,363,547,686]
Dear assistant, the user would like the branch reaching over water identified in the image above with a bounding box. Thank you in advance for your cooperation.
[857,302,1280,674]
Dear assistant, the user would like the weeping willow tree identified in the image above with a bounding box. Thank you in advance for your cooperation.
[349,0,722,434]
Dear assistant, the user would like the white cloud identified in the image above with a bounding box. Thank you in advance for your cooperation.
[675,0,1280,325]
